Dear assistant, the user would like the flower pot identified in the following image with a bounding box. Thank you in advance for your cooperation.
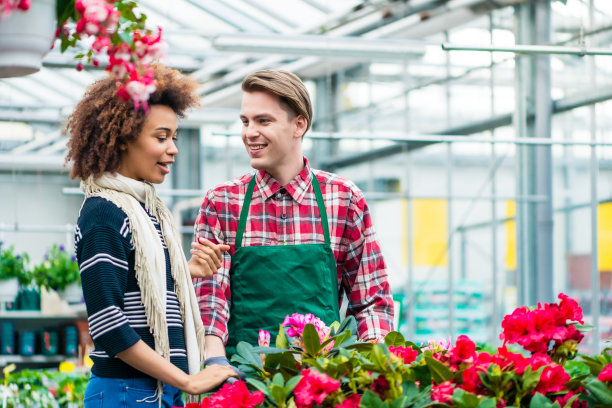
[0,277,19,303]
[59,281,83,304]
[0,0,56,78]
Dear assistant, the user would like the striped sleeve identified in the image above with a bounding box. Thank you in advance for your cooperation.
[76,223,141,357]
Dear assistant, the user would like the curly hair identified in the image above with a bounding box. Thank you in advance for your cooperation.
[65,65,200,180]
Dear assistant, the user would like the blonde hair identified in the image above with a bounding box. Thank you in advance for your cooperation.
[242,70,312,135]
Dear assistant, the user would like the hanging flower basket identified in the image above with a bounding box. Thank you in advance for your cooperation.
[0,0,56,78]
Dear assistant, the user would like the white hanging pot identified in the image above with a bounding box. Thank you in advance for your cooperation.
[0,277,19,303]
[0,0,56,78]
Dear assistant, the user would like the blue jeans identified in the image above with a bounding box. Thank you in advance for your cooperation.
[84,374,184,408]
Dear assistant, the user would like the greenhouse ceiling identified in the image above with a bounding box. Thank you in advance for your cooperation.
[1,0,612,167]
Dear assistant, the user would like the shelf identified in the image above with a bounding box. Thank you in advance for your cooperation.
[0,354,77,365]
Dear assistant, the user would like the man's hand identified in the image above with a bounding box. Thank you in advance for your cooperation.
[188,237,230,279]
[205,356,246,383]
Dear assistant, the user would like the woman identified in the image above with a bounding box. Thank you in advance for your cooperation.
[65,65,236,407]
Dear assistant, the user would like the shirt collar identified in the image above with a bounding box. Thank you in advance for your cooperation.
[255,157,313,204]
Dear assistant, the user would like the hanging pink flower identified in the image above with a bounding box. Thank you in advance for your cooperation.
[0,0,30,18]
[293,368,340,408]
[258,329,271,347]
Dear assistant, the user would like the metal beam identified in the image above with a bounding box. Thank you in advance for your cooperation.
[320,85,612,170]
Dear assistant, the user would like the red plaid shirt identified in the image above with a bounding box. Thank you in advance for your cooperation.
[193,158,394,342]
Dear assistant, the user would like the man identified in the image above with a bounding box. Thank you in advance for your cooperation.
[193,70,394,361]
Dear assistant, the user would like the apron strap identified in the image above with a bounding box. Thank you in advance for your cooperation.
[235,175,257,249]
[235,172,332,248]
[311,174,331,246]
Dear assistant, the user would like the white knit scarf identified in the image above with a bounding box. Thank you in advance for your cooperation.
[81,172,205,403]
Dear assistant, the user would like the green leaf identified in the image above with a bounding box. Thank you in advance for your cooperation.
[583,379,612,405]
[246,378,269,396]
[337,315,358,336]
[302,324,322,356]
[360,390,386,408]
[384,331,406,347]
[529,392,555,408]
[452,388,479,408]
[389,396,408,408]
[424,355,453,383]
[371,344,390,369]
[477,397,497,408]
[272,373,284,387]
[285,375,300,391]
[235,341,262,368]
[276,324,289,349]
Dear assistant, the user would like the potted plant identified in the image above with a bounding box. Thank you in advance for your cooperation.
[0,0,165,110]
[0,241,30,304]
[33,244,81,304]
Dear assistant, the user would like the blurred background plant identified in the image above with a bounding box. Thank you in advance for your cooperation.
[32,244,80,292]
[0,241,30,285]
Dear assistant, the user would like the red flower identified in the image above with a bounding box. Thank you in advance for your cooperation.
[554,390,587,408]
[388,345,418,364]
[431,380,455,404]
[461,366,484,394]
[335,394,361,408]
[598,363,612,382]
[558,293,584,324]
[371,375,390,398]
[446,335,477,370]
[200,381,264,408]
[293,368,341,408]
[185,404,201,408]
[535,364,570,394]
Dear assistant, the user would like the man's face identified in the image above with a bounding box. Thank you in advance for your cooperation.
[240,91,305,180]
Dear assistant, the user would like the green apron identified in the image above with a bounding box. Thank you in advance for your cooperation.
[226,174,340,355]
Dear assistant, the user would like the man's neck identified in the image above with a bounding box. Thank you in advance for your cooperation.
[267,158,305,186]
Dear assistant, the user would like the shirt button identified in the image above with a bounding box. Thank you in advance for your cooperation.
[281,214,288,219]
[277,193,282,199]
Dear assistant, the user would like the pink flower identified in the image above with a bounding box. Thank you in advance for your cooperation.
[0,0,30,17]
[388,345,418,364]
[598,363,612,382]
[200,380,264,408]
[282,313,331,345]
[293,368,340,408]
[535,364,570,394]
[422,337,452,352]
[258,329,270,347]
[335,394,361,408]
[558,293,584,324]
[431,380,455,404]
[554,390,587,408]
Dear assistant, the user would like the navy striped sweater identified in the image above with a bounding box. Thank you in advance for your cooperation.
[75,196,188,378]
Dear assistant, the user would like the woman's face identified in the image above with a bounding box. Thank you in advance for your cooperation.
[117,105,179,184]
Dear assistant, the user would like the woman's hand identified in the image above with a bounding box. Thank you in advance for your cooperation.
[188,237,230,279]
[184,364,237,395]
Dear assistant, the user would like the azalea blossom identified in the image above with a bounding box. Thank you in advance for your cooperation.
[293,368,340,408]
[282,313,332,349]
[598,363,612,382]
[431,380,455,404]
[258,329,271,347]
[334,394,361,408]
[199,381,264,408]
[388,345,418,364]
